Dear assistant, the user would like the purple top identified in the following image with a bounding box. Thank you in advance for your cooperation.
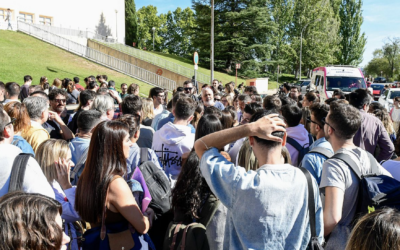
[353,110,394,162]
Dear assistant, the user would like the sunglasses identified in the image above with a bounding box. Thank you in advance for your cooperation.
[53,99,66,103]
[4,118,16,129]
[321,117,335,131]
[184,88,193,91]
[215,98,221,101]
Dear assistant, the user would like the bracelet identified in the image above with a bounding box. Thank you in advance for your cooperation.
[198,138,210,150]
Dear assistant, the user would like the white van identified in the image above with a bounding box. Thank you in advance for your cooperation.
[310,65,366,102]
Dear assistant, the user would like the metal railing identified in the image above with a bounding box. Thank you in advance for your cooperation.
[17,20,176,91]
[98,42,211,84]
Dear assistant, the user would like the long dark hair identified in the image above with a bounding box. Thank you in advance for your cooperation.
[0,192,63,250]
[172,114,223,220]
[75,120,129,224]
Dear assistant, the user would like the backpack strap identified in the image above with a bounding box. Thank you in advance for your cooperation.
[286,137,302,151]
[70,147,89,182]
[331,153,362,179]
[308,134,314,146]
[8,153,32,193]
[298,167,318,240]
[140,147,149,165]
[170,223,182,250]
[308,147,334,159]
[181,222,200,250]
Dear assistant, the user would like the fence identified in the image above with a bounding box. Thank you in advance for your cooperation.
[17,20,176,91]
[100,42,211,84]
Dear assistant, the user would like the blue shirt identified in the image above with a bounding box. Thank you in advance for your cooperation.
[200,148,323,250]
[12,135,35,156]
[213,101,225,111]
[301,137,333,185]
[151,110,170,131]
[157,113,196,133]
[126,143,163,177]
[69,137,90,165]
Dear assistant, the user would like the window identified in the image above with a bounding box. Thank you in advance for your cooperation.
[19,12,34,23]
[0,8,12,20]
[39,15,52,26]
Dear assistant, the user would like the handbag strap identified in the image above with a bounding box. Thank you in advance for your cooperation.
[100,175,121,241]
[181,222,199,250]
[9,153,32,193]
[298,167,317,238]
[170,223,182,250]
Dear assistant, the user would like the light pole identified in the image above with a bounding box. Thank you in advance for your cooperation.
[210,0,214,83]
[152,27,156,51]
[115,10,118,42]
[299,18,321,81]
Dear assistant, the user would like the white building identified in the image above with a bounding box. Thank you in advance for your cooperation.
[0,0,125,42]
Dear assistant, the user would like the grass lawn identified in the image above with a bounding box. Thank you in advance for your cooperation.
[0,30,153,95]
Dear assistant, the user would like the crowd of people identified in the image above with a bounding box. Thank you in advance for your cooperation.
[1,74,400,250]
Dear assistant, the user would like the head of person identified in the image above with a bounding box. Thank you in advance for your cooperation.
[96,87,109,96]
[221,94,233,107]
[195,114,223,141]
[91,95,115,120]
[73,77,79,84]
[122,94,142,116]
[345,208,400,250]
[248,110,286,157]
[118,114,141,142]
[121,83,128,94]
[0,107,15,144]
[77,110,102,135]
[308,103,329,138]
[99,82,108,88]
[52,78,62,88]
[333,89,345,99]
[174,96,196,123]
[48,89,68,114]
[0,192,69,250]
[0,81,5,101]
[283,83,291,94]
[30,91,49,105]
[241,102,262,125]
[281,104,302,127]
[176,87,185,94]
[61,78,71,90]
[201,87,215,107]
[203,106,222,118]
[225,106,238,126]
[108,80,115,89]
[191,101,204,129]
[302,91,319,108]
[263,95,282,111]
[238,94,252,112]
[225,83,234,94]
[141,97,154,120]
[35,139,74,184]
[128,83,140,96]
[4,82,20,99]
[394,97,400,108]
[279,95,296,106]
[244,86,258,96]
[290,86,299,100]
[212,79,219,88]
[77,89,96,110]
[325,102,362,142]
[251,94,262,105]
[4,102,30,134]
[183,80,195,95]
[23,96,49,124]
[214,92,222,102]
[29,85,44,95]
[149,87,165,106]
[220,109,234,129]
[40,76,48,86]
[368,102,384,113]
[75,120,132,224]
[24,75,32,84]
[67,80,75,94]
[96,75,104,83]
[349,89,372,111]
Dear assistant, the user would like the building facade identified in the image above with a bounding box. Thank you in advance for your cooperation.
[0,0,125,42]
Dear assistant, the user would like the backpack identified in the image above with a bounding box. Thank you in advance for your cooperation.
[70,148,89,186]
[286,134,314,164]
[298,147,334,168]
[136,148,172,217]
[331,151,400,220]
[8,153,32,193]
[163,194,220,250]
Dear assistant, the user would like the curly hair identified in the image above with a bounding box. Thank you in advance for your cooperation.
[0,192,63,250]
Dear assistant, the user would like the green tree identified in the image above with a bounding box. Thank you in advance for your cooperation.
[95,13,112,37]
[382,37,400,77]
[365,50,391,77]
[125,0,138,46]
[137,5,166,51]
[335,0,367,66]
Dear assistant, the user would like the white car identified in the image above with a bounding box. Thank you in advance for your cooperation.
[378,88,400,111]
[294,79,311,95]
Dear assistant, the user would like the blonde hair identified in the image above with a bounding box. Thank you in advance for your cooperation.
[141,97,154,120]
[35,139,70,183]
[52,78,62,88]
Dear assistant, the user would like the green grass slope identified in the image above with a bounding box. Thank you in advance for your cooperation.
[0,30,153,95]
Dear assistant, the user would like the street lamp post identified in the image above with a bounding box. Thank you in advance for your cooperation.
[152,27,156,51]
[210,0,214,83]
[115,10,118,42]
[299,18,321,81]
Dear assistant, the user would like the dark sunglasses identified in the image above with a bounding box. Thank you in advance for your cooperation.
[4,118,16,129]
[184,87,193,91]
[53,99,66,103]
[215,98,221,101]
[321,117,335,131]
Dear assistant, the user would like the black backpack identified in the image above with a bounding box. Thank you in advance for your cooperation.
[331,151,400,220]
[136,148,171,217]
[286,134,314,164]
[8,153,32,193]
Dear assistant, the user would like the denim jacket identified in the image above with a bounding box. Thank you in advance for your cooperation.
[200,148,324,250]
[301,137,333,185]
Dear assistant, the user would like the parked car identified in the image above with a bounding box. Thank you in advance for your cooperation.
[374,77,387,83]
[379,88,400,111]
[294,79,311,94]
[370,83,386,100]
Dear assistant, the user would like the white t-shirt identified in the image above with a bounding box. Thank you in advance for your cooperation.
[153,105,164,116]
[382,160,400,182]
[0,144,55,198]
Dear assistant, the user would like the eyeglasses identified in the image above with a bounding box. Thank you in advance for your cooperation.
[157,95,165,98]
[306,117,322,127]
[53,99,66,103]
[215,98,221,101]
[184,87,193,91]
[321,117,335,131]
[4,118,16,129]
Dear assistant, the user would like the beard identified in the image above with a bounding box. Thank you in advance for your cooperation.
[203,100,214,107]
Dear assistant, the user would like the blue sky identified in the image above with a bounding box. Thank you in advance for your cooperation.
[136,0,400,67]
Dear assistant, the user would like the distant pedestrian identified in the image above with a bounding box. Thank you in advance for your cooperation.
[5,9,12,30]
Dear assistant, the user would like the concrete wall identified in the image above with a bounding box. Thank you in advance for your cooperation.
[0,0,125,42]
[88,40,192,87]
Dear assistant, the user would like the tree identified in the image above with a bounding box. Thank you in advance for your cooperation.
[365,52,391,77]
[137,5,166,51]
[125,0,138,46]
[382,37,400,78]
[95,13,112,37]
[335,0,367,66]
